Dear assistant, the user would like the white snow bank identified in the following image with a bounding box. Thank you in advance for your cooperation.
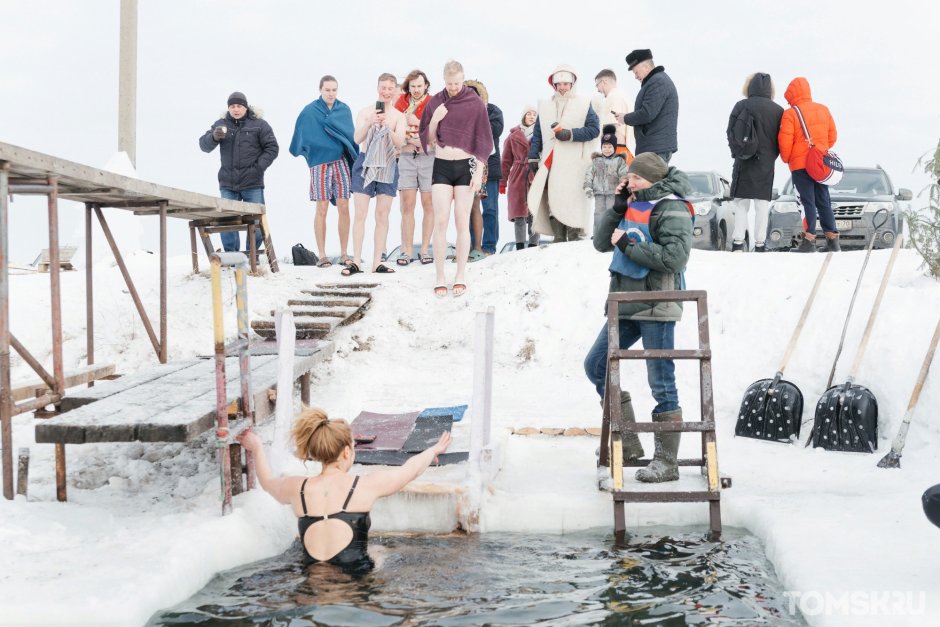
[2,243,940,625]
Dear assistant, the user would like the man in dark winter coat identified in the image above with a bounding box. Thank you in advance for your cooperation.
[615,50,679,163]
[585,152,693,488]
[726,73,784,252]
[199,91,279,252]
[481,98,504,254]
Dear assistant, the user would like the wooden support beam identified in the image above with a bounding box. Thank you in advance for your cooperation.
[16,448,29,497]
[11,363,116,402]
[55,444,67,502]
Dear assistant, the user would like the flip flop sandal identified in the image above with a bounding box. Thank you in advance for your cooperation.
[396,256,413,267]
[374,264,396,274]
[341,262,361,276]
[434,285,448,298]
[420,253,433,265]
[452,283,467,297]
[317,259,333,268]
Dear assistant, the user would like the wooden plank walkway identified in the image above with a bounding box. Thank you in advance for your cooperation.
[35,342,332,445]
[252,283,375,340]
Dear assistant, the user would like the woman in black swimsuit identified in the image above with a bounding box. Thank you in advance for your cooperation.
[237,407,451,571]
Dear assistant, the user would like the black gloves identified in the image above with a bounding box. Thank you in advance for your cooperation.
[615,235,632,253]
[212,126,226,142]
[528,160,539,175]
[554,129,572,141]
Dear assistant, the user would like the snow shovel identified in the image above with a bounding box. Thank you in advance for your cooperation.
[822,208,890,391]
[734,252,833,442]
[877,316,940,468]
[808,233,903,452]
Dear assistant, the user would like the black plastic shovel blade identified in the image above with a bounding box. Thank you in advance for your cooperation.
[735,376,804,443]
[811,383,878,453]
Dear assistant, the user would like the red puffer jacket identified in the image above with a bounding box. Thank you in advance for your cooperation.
[778,77,837,172]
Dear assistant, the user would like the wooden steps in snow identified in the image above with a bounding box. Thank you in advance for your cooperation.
[251,282,374,339]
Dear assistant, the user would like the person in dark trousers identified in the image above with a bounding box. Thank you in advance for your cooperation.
[778,76,839,252]
[726,73,784,252]
[614,50,679,163]
[199,91,279,252]
[585,153,693,489]
[464,80,503,259]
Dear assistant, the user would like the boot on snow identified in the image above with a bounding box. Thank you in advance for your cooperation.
[619,390,645,461]
[635,409,682,483]
[731,241,745,252]
[754,243,768,252]
[792,233,817,253]
[825,231,841,252]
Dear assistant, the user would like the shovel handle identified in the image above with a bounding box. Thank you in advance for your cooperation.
[847,233,903,378]
[777,252,833,373]
[825,208,892,388]
[905,317,940,415]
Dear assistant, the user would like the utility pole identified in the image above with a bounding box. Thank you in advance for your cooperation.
[118,0,138,167]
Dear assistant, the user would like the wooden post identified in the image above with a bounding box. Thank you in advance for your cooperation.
[469,307,495,465]
[189,223,199,274]
[118,0,138,166]
[85,204,95,386]
[248,224,258,274]
[16,448,29,497]
[300,372,311,406]
[55,444,67,502]
[229,444,243,495]
[272,310,296,475]
[0,165,11,500]
[159,202,167,363]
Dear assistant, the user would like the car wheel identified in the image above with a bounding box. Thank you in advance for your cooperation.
[717,223,728,251]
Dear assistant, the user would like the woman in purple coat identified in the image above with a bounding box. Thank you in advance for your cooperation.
[500,105,539,250]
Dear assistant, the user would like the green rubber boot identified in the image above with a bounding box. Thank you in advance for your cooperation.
[635,409,681,483]
[619,391,645,461]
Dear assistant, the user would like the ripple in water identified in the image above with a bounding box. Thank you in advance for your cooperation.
[148,527,805,626]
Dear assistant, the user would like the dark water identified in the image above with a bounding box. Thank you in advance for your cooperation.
[148,528,805,626]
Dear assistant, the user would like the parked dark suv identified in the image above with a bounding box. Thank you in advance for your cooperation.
[766,166,911,251]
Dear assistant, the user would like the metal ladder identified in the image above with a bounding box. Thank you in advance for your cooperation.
[598,290,731,542]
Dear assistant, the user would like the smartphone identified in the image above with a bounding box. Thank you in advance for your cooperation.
[375,101,385,113]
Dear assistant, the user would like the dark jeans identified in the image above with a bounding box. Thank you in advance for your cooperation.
[220,187,266,252]
[583,318,679,414]
[791,169,836,234]
[481,179,500,253]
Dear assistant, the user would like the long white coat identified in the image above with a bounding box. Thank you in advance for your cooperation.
[528,94,594,234]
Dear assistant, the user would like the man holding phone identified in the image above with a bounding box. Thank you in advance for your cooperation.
[343,73,407,275]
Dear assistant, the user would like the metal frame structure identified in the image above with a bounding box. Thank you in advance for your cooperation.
[0,141,276,500]
[598,290,730,543]
[210,252,256,514]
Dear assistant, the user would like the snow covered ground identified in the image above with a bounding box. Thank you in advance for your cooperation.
[2,241,939,626]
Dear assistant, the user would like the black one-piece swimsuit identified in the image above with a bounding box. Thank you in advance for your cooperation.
[297,475,372,569]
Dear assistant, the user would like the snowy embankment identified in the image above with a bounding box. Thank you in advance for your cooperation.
[1,242,939,626]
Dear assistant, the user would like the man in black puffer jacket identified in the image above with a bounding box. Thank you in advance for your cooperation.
[615,50,679,163]
[199,91,279,251]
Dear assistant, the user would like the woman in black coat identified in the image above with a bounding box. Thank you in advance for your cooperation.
[726,73,783,251]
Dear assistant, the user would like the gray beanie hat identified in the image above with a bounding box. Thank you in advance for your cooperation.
[227,91,248,107]
[628,152,668,183]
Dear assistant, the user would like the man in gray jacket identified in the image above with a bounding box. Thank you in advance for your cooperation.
[614,50,679,163]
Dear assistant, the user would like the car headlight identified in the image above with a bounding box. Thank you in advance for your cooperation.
[692,201,712,216]
[772,202,799,213]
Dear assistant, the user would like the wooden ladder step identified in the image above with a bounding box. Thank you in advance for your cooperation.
[613,490,721,503]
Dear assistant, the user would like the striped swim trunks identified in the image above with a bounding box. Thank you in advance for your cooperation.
[309,159,352,202]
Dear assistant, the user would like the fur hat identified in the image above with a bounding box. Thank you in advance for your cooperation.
[601,124,617,147]
[628,152,668,183]
[227,91,248,108]
[464,79,489,105]
[625,49,653,70]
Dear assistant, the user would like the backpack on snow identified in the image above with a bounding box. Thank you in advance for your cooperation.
[291,243,319,266]
[728,103,759,160]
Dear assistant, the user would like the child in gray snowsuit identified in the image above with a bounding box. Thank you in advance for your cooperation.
[584,125,628,229]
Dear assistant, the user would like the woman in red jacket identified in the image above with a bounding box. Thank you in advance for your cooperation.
[778,77,840,252]
[500,106,539,250]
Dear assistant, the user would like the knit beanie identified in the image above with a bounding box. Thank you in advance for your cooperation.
[601,124,617,148]
[227,91,248,108]
[628,152,668,183]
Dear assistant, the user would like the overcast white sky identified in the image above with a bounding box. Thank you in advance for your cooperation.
[1,0,938,263]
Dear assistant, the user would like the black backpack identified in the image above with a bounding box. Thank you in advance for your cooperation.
[728,103,759,160]
[291,243,319,266]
